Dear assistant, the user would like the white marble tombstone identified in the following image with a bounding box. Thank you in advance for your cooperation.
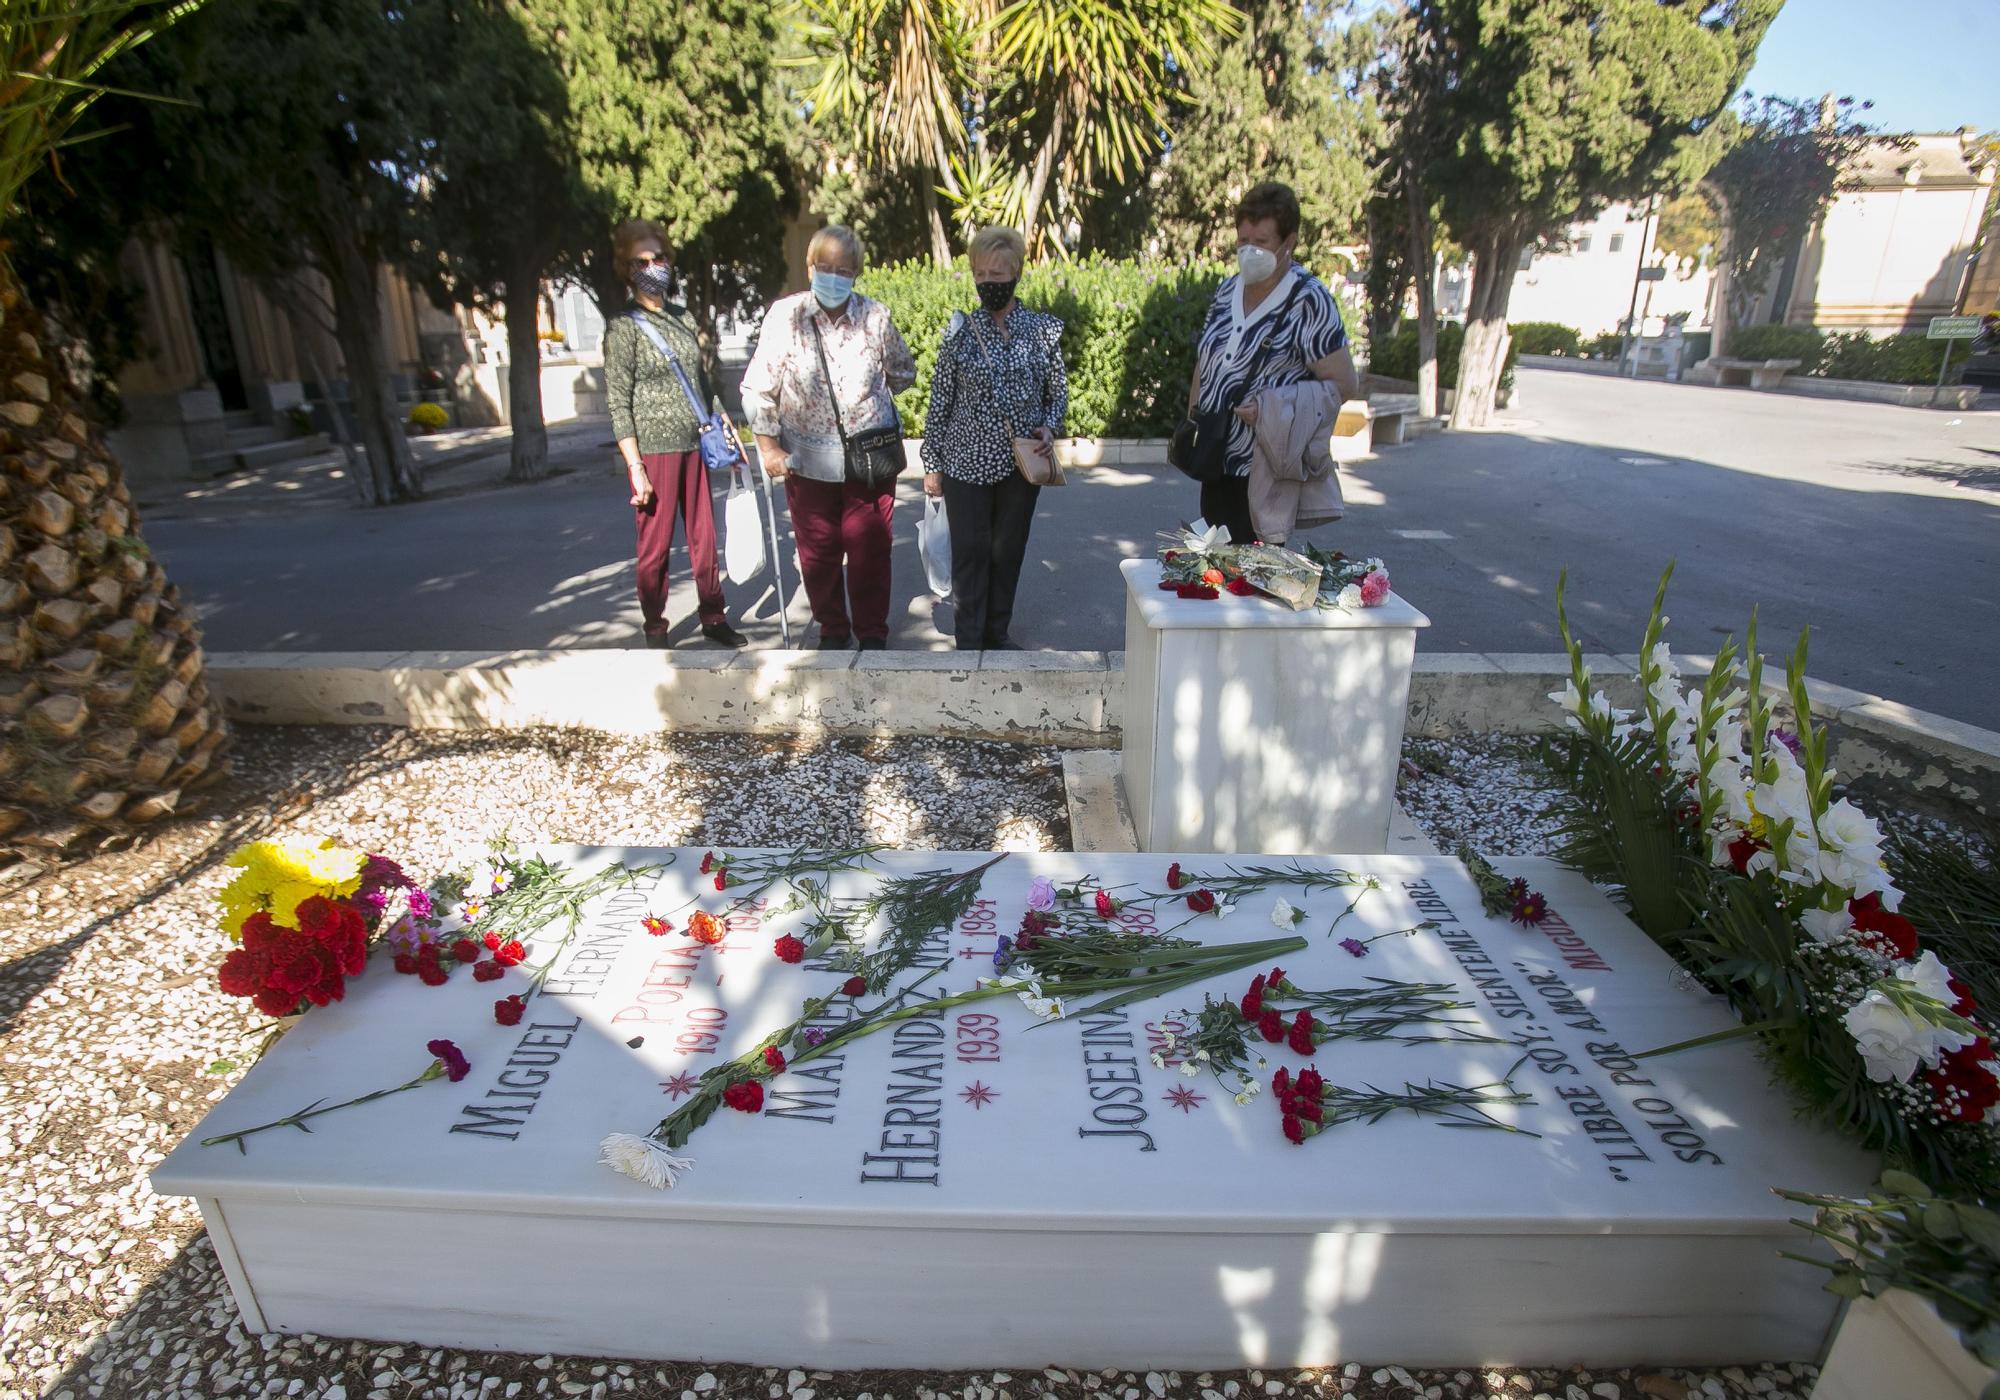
[153,849,1870,1371]
[1118,559,1430,856]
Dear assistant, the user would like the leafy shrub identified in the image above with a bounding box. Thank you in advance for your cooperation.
[1586,331,1624,359]
[1819,330,1955,386]
[1729,323,1825,368]
[861,256,1363,439]
[1366,320,1519,393]
[1512,321,1583,357]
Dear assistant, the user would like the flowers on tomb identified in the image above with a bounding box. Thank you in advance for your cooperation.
[598,1133,696,1190]
[642,915,673,936]
[201,1040,478,1153]
[687,911,724,945]
[494,994,527,1026]
[1269,1062,1536,1145]
[773,934,807,964]
[1155,528,1365,611]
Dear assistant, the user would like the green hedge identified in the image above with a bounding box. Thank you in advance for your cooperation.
[1367,320,1519,393]
[1728,324,1826,367]
[1512,321,1584,357]
[1819,331,1955,386]
[859,256,1363,439]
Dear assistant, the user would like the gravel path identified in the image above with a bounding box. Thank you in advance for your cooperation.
[2,726,1821,1400]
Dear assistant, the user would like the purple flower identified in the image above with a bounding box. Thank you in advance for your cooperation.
[407,888,434,920]
[359,854,413,895]
[800,1027,828,1048]
[1339,937,1368,959]
[993,934,1014,970]
[426,1038,471,1083]
[1772,728,1803,759]
[1026,877,1057,912]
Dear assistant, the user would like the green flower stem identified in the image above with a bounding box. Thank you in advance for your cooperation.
[202,1060,446,1153]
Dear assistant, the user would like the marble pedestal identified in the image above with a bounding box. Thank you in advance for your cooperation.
[153,849,1869,1371]
[1119,560,1430,855]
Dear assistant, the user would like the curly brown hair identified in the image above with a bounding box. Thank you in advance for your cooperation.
[612,218,671,282]
[1233,182,1301,242]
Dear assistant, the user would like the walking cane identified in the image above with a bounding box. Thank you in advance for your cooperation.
[755,457,793,647]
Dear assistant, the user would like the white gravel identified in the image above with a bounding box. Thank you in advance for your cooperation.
[1,725,1822,1400]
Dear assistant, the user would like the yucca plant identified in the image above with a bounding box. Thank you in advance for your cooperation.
[1,0,226,853]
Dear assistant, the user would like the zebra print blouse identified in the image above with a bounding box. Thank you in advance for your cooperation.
[1191,265,1350,478]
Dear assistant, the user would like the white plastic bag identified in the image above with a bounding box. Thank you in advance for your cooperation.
[917,494,952,601]
[722,462,765,585]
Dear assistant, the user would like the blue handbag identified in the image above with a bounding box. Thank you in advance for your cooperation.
[628,311,745,473]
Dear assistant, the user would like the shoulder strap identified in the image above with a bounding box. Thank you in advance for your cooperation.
[965,314,1028,437]
[808,315,850,447]
[627,311,708,424]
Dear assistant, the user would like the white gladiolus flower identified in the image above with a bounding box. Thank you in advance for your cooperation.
[1844,988,1978,1084]
[1800,907,1854,945]
[599,1133,695,1190]
[1904,951,1959,1007]
[1019,990,1066,1019]
[1820,799,1886,861]
[1182,523,1229,555]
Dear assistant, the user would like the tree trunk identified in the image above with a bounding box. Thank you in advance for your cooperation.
[320,221,422,504]
[1402,160,1439,419]
[503,260,549,483]
[924,182,951,265]
[1451,231,1522,431]
[266,277,368,501]
[1021,103,1065,254]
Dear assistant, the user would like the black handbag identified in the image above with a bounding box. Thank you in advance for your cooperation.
[1169,278,1308,484]
[811,316,904,490]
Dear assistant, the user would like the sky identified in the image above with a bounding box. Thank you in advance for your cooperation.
[1742,0,2000,134]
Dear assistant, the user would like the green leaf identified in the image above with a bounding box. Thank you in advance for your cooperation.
[1925,1204,1965,1241]
[1879,1169,1932,1200]
[205,1059,236,1075]
[1825,1271,1867,1299]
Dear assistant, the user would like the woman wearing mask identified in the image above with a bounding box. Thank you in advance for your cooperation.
[921,226,1067,651]
[1183,182,1361,545]
[603,219,747,649]
[741,225,917,649]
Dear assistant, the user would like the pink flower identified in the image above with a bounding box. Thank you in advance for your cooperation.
[1359,571,1390,607]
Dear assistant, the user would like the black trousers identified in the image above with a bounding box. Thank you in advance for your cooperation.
[1198,473,1255,545]
[941,471,1040,649]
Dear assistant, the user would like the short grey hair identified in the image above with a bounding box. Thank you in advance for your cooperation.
[967,226,1025,276]
[807,225,864,273]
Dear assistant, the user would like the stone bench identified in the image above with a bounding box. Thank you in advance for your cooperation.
[1710,357,1801,390]
[1368,392,1421,445]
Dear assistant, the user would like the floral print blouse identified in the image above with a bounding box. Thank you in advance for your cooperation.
[740,291,917,484]
[920,307,1068,486]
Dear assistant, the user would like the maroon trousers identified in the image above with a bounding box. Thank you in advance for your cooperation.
[785,474,894,642]
[635,450,725,635]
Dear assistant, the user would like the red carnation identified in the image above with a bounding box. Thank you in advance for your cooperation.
[483,931,502,951]
[1271,1067,1292,1101]
[1951,978,1978,1019]
[1175,583,1220,600]
[764,1046,787,1072]
[1726,835,1764,875]
[700,851,716,874]
[687,911,723,944]
[842,975,868,997]
[1296,1067,1324,1100]
[714,871,729,891]
[1266,966,1286,989]
[426,1038,471,1083]
[723,1080,765,1114]
[1163,550,1179,561]
[451,937,481,964]
[1258,1009,1285,1044]
[493,939,525,967]
[642,916,672,937]
[494,994,527,1027]
[1157,580,1180,591]
[418,961,449,987]
[1187,889,1217,914]
[1240,974,1266,1021]
[393,952,418,976]
[218,946,267,999]
[1287,1010,1318,1056]
[1924,1039,2000,1124]
[1166,862,1184,890]
[1225,576,1256,597]
[472,959,504,982]
[1282,1113,1306,1146]
[254,985,298,1018]
[417,942,442,965]
[774,934,806,964]
[1297,1099,1324,1124]
[295,896,368,976]
[1094,889,1118,918]
[1849,893,1918,961]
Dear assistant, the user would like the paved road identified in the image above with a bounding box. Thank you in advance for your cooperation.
[142,367,2000,729]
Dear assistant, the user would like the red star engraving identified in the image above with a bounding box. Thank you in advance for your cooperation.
[958,1081,998,1109]
[660,1072,700,1100]
[1163,1084,1206,1114]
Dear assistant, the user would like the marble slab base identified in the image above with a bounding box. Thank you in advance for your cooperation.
[154,849,1871,1370]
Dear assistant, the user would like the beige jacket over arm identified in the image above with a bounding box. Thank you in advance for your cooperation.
[1246,379,1347,545]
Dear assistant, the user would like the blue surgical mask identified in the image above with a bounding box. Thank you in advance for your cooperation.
[812,271,855,309]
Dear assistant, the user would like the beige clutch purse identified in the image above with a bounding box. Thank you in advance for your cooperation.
[1013,436,1066,486]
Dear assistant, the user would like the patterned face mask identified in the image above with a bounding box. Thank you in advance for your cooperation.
[630,262,676,302]
[975,277,1017,313]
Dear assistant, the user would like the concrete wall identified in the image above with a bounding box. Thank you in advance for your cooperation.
[1794,180,1995,331]
[206,649,2000,819]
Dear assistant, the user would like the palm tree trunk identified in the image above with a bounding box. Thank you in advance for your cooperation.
[924,182,951,265]
[1022,103,1065,252]
[0,265,229,850]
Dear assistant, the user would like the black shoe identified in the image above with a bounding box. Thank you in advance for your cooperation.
[701,622,749,648]
[858,638,887,651]
[644,632,673,650]
[817,633,853,650]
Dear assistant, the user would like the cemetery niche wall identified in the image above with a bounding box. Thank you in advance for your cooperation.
[153,847,1874,1370]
